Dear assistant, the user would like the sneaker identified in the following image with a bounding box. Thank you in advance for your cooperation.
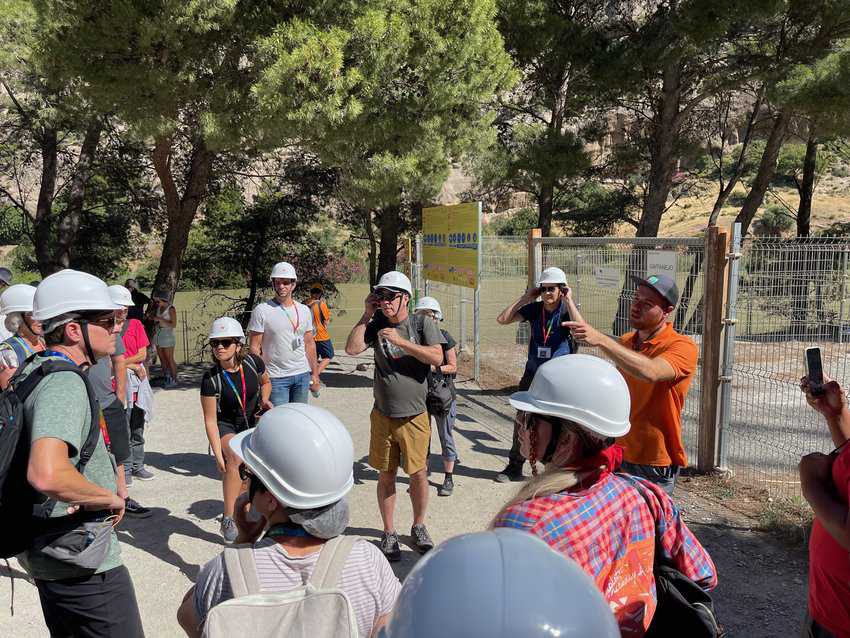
[410,524,434,554]
[495,463,524,483]
[132,467,155,481]
[124,497,151,518]
[220,516,238,543]
[379,531,402,562]
[438,475,454,497]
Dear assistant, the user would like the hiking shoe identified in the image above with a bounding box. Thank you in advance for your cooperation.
[124,498,151,518]
[380,531,402,562]
[132,467,155,481]
[438,475,454,497]
[410,524,434,554]
[220,516,238,543]
[495,463,523,483]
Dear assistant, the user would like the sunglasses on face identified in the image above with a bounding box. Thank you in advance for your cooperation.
[374,289,402,302]
[210,339,237,348]
[78,312,120,330]
[540,285,560,293]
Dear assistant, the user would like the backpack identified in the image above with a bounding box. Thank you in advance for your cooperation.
[631,481,723,638]
[203,535,360,638]
[210,355,260,417]
[426,332,455,413]
[0,356,101,558]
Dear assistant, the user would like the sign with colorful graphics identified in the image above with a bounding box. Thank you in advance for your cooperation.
[422,202,481,288]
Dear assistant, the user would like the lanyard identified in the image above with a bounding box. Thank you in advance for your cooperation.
[266,523,312,538]
[221,365,248,425]
[279,302,300,334]
[540,303,561,346]
[43,350,77,366]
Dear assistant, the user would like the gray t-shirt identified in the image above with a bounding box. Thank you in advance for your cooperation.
[18,355,122,580]
[87,325,126,409]
[364,312,444,417]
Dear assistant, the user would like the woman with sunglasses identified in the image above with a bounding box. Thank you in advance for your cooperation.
[200,317,272,542]
[493,354,716,636]
[495,266,584,483]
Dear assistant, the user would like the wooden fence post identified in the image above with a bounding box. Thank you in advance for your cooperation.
[698,226,730,472]
[528,228,542,289]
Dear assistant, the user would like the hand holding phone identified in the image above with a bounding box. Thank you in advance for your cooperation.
[805,347,825,396]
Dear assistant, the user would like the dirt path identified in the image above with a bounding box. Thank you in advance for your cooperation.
[1,355,809,637]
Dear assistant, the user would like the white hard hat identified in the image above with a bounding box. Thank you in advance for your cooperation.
[537,267,568,286]
[0,284,37,314]
[375,271,412,296]
[32,269,121,322]
[208,316,245,342]
[270,261,297,280]
[229,404,355,510]
[509,354,630,438]
[414,296,442,321]
[107,285,134,307]
[379,529,620,638]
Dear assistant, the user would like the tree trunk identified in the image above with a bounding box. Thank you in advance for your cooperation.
[364,209,378,287]
[708,87,764,226]
[734,110,791,236]
[638,61,682,238]
[33,129,58,277]
[54,118,103,271]
[242,217,269,325]
[537,178,555,237]
[797,134,817,238]
[376,204,400,280]
[150,135,213,297]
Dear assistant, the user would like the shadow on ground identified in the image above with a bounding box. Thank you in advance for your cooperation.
[118,506,223,581]
[145,451,219,480]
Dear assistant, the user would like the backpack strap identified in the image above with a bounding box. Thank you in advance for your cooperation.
[223,544,262,598]
[308,535,358,589]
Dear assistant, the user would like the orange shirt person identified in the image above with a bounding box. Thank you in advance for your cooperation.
[564,274,697,494]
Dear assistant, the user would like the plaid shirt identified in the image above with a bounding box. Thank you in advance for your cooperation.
[494,472,716,637]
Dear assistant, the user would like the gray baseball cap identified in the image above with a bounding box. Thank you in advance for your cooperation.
[631,273,679,307]
[0,267,11,285]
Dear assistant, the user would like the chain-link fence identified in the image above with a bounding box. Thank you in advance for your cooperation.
[724,237,850,496]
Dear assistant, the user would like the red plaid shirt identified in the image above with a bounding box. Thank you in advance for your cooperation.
[494,472,717,637]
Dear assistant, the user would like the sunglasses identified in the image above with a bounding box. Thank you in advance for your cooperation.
[239,464,253,481]
[374,289,402,302]
[210,339,238,348]
[78,312,120,329]
[540,285,560,292]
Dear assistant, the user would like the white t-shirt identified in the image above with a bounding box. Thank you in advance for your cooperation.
[247,299,314,378]
[194,537,401,638]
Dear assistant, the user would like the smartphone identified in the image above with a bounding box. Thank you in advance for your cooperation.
[805,347,825,396]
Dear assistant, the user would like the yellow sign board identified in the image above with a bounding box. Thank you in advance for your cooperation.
[422,202,480,289]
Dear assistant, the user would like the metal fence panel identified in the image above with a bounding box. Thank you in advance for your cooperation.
[725,238,850,496]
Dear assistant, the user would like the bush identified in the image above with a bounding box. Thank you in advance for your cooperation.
[830,163,850,178]
[752,204,794,236]
[485,207,538,236]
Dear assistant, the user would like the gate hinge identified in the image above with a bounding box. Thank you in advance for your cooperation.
[719,375,733,383]
[722,318,737,325]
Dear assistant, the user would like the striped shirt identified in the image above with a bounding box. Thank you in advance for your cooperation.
[194,537,401,637]
[494,472,716,637]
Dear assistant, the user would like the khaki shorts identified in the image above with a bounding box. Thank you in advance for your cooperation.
[369,409,431,474]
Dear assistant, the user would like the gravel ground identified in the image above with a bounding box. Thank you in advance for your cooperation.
[1,355,809,637]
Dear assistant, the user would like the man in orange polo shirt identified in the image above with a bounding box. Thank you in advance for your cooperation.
[564,274,697,494]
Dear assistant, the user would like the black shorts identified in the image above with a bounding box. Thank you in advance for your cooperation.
[315,339,334,360]
[102,399,131,466]
[218,421,251,439]
[35,565,144,638]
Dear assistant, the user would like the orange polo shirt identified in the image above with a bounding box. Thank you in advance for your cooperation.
[616,322,698,467]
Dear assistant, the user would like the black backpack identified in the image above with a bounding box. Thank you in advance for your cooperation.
[0,356,101,558]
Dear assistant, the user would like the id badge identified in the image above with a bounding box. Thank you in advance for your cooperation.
[537,346,552,359]
[291,336,304,350]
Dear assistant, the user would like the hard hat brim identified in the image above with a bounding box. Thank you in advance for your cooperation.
[508,391,630,438]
